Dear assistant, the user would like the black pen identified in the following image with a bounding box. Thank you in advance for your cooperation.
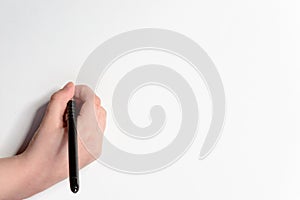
[66,99,79,193]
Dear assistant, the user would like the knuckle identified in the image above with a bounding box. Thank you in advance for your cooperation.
[95,95,101,105]
[81,84,91,91]
[75,84,95,101]
[79,84,93,93]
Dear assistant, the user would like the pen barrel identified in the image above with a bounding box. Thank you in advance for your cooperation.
[67,100,79,193]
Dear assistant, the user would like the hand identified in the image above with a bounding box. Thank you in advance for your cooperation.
[0,82,106,200]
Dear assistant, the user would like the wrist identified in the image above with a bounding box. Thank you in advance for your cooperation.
[21,150,70,194]
[15,153,46,199]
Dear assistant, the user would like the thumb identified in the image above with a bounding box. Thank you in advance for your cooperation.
[42,82,75,128]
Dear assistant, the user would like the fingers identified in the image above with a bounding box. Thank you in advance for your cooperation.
[74,85,96,103]
[94,95,101,107]
[96,104,107,133]
[41,83,106,136]
[75,85,106,132]
[42,82,75,128]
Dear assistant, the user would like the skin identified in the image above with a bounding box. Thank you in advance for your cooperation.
[0,82,106,200]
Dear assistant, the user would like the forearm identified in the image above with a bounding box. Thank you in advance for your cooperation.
[0,155,31,200]
[0,154,58,200]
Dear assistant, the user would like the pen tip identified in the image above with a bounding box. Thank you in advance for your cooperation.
[71,186,79,193]
[70,178,79,193]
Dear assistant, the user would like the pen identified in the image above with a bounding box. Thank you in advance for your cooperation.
[66,99,79,193]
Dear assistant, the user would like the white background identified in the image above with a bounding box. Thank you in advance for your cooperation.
[0,0,299,199]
